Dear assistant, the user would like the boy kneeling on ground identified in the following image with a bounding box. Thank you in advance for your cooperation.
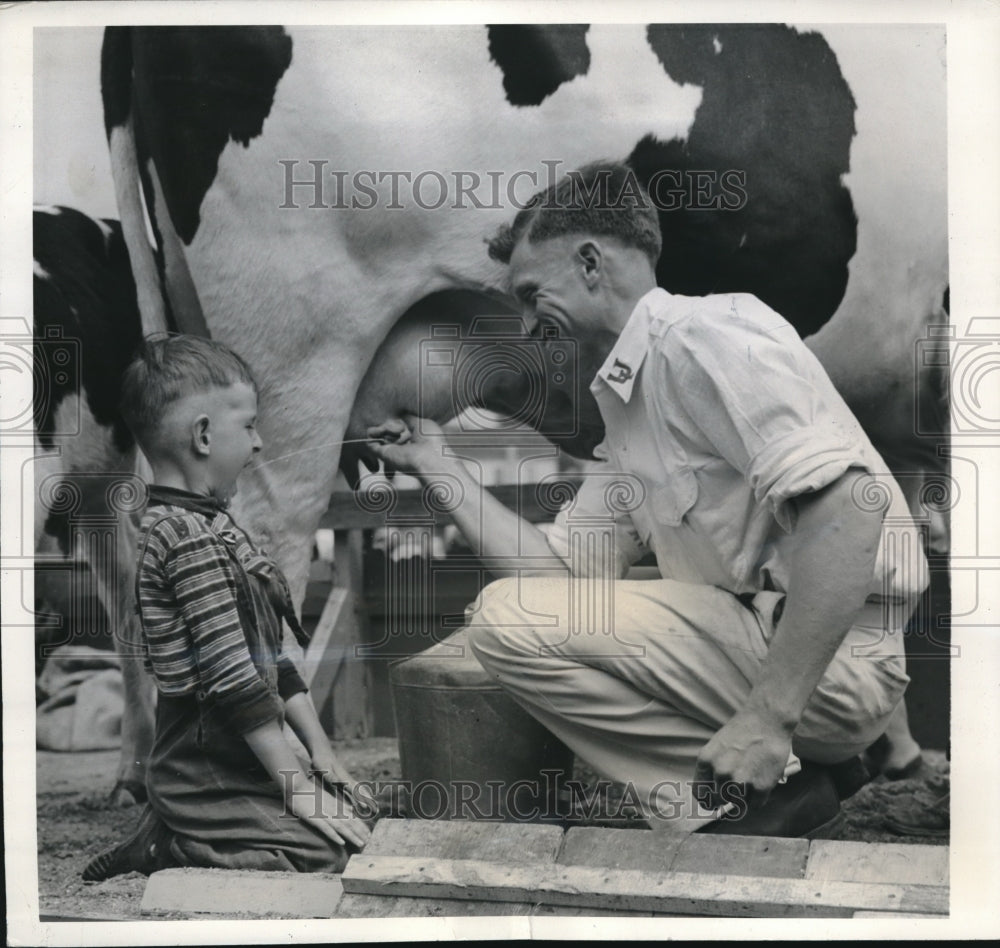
[84,335,369,880]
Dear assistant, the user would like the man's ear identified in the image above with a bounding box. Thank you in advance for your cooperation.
[577,241,602,289]
[192,415,211,457]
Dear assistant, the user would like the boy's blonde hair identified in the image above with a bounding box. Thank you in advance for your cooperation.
[120,334,257,454]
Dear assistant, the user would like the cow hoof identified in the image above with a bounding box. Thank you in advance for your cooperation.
[108,779,147,807]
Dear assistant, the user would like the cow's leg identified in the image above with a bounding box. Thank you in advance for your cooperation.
[82,471,156,805]
[34,416,155,803]
[106,514,154,806]
[110,612,155,805]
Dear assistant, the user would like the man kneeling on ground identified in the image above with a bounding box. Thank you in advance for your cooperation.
[368,160,927,837]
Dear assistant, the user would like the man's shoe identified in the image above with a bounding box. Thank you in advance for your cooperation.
[864,734,924,781]
[696,762,843,839]
[82,805,177,881]
[884,792,950,839]
[827,754,873,800]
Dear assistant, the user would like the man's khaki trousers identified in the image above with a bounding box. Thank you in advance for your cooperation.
[466,575,911,831]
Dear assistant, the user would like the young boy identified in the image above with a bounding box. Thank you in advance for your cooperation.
[83,335,369,880]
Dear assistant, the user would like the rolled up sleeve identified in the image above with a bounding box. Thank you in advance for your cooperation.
[667,299,873,530]
[277,655,309,701]
[164,530,283,734]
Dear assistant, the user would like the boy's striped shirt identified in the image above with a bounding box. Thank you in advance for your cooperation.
[135,496,306,733]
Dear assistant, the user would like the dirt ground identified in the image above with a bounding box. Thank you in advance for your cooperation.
[36,740,949,921]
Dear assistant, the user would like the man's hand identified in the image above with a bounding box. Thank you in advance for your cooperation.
[368,413,556,579]
[366,414,446,474]
[693,709,793,813]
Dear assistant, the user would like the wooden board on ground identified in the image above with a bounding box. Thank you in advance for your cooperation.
[556,827,685,873]
[142,868,343,919]
[853,911,949,919]
[365,818,564,863]
[805,839,949,887]
[341,854,950,918]
[336,819,564,918]
[671,834,811,879]
[530,906,655,917]
[557,827,810,880]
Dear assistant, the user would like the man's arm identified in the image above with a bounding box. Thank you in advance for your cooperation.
[694,470,883,807]
[367,415,557,577]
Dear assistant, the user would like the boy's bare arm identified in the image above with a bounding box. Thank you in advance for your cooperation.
[243,717,370,849]
[283,691,358,789]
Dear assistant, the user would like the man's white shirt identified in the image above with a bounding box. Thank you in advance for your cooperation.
[545,288,929,609]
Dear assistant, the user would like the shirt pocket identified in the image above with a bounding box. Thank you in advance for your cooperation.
[650,466,698,526]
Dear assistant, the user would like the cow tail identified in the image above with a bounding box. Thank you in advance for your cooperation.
[108,119,169,339]
[103,28,168,339]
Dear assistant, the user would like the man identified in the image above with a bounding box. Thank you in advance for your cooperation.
[369,161,927,836]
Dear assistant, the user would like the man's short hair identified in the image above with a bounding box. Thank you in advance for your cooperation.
[120,334,257,452]
[487,161,662,267]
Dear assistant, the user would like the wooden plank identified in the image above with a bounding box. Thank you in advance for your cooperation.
[530,905,655,917]
[806,840,949,887]
[558,828,808,880]
[670,834,810,879]
[558,827,685,872]
[363,818,564,863]
[341,855,950,918]
[853,911,949,919]
[301,532,372,737]
[321,482,582,531]
[40,913,137,923]
[439,822,564,863]
[302,559,336,620]
[546,832,692,918]
[330,530,372,738]
[304,579,372,738]
[141,869,343,918]
[337,819,563,918]
[336,893,533,918]
[303,586,350,691]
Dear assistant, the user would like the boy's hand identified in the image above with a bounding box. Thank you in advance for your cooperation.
[310,747,359,798]
[367,414,445,474]
[286,773,370,849]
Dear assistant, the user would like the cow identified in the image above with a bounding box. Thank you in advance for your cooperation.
[31,209,603,802]
[340,288,608,485]
[92,23,947,801]
[32,205,152,783]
